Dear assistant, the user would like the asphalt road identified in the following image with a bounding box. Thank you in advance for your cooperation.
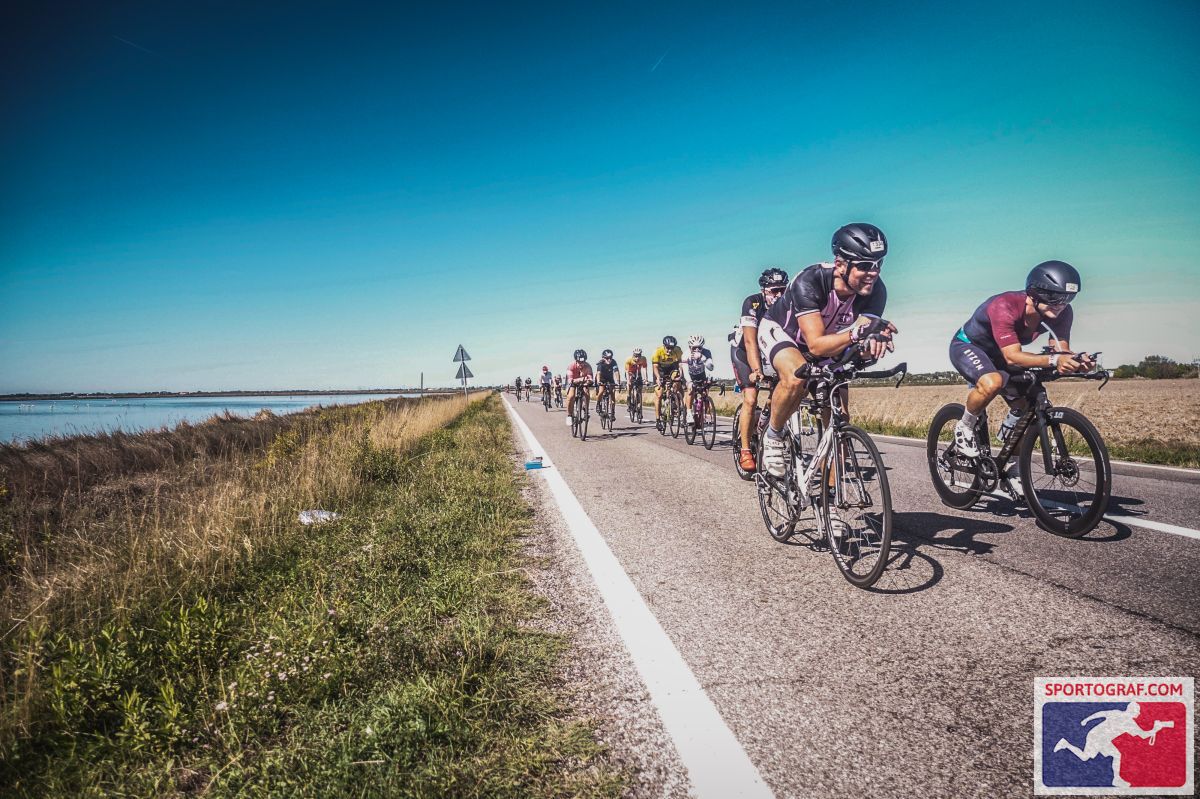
[507,393,1199,798]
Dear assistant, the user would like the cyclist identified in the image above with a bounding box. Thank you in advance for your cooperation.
[757,222,898,478]
[523,376,533,401]
[730,267,789,471]
[539,365,553,405]
[625,347,648,388]
[652,335,683,421]
[565,349,594,426]
[553,373,564,405]
[949,260,1092,457]
[682,335,715,425]
[513,376,522,400]
[594,349,621,415]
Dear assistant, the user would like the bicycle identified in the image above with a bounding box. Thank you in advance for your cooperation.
[655,376,685,438]
[542,384,552,412]
[596,384,617,432]
[626,379,644,423]
[683,379,724,450]
[732,375,780,481]
[554,385,564,408]
[927,350,1111,538]
[570,380,592,441]
[755,348,907,589]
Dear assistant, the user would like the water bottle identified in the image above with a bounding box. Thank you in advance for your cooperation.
[998,408,1021,442]
[756,405,770,437]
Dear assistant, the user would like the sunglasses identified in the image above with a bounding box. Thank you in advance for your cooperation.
[764,285,785,296]
[848,259,883,273]
[1039,293,1075,308]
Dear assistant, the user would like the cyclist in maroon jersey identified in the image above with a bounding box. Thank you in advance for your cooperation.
[948,260,1094,457]
[565,349,594,426]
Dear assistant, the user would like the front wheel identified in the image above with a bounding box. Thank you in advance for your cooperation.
[756,434,798,542]
[823,426,893,589]
[1018,407,1111,537]
[684,395,697,445]
[669,394,683,438]
[700,395,717,450]
[927,403,984,510]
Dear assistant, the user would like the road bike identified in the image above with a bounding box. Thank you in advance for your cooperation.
[542,384,552,412]
[570,381,591,441]
[596,384,617,432]
[626,379,644,423]
[755,348,906,588]
[523,385,533,402]
[655,376,685,438]
[927,351,1112,537]
[514,384,523,401]
[554,385,564,408]
[732,375,781,481]
[683,379,723,449]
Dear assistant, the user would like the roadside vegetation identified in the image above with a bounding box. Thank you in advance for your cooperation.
[0,394,620,797]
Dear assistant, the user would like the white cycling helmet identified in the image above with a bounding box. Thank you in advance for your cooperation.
[687,334,705,349]
[632,347,643,356]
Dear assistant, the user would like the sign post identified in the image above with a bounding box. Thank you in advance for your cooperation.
[452,345,472,397]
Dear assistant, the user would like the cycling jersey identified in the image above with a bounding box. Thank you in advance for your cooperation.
[566,361,593,383]
[595,358,619,384]
[958,291,1073,362]
[729,292,768,351]
[652,345,683,372]
[553,375,562,385]
[760,262,887,363]
[683,347,714,383]
[625,355,648,375]
[539,371,553,385]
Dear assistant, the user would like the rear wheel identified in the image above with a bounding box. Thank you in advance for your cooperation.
[823,426,893,589]
[701,395,717,450]
[684,394,697,445]
[1019,407,1111,537]
[927,403,984,510]
[669,393,683,438]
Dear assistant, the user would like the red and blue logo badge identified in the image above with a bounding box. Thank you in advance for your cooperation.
[1035,677,1194,795]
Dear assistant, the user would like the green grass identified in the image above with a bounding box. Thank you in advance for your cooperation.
[1,396,621,798]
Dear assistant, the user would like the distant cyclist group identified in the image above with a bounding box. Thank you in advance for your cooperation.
[511,222,1113,587]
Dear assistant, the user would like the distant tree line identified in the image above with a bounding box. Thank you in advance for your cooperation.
[1112,355,1198,379]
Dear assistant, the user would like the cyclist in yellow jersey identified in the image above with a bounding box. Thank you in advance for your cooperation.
[652,335,683,420]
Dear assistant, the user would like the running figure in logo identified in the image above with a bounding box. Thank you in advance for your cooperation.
[1053,702,1176,789]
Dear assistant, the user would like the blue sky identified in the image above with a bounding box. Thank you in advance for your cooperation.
[2,0,1198,390]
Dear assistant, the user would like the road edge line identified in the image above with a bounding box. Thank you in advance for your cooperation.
[503,397,774,799]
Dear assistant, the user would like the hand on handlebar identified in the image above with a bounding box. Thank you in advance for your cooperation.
[1056,353,1087,375]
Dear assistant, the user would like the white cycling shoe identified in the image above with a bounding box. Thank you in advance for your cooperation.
[761,432,787,478]
[953,421,980,458]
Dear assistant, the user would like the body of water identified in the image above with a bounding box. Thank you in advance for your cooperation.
[0,394,416,444]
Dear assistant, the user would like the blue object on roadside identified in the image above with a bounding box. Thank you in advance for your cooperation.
[524,457,545,470]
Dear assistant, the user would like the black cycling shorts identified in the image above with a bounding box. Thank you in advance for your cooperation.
[731,344,755,389]
[948,338,1021,401]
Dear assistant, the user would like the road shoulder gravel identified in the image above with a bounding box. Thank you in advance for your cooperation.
[514,445,691,799]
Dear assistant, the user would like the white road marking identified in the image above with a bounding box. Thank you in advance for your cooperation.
[986,490,1200,541]
[504,397,774,799]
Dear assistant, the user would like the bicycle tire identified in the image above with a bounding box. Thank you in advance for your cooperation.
[927,403,984,510]
[701,395,717,450]
[756,434,798,541]
[684,394,697,445]
[580,398,590,441]
[1018,406,1111,537]
[822,425,893,589]
[669,394,683,438]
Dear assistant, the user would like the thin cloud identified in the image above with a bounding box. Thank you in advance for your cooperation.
[112,35,155,55]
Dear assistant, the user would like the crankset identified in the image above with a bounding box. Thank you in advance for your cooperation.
[977,455,1000,493]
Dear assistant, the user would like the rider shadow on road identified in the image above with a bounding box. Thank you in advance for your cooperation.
[862,512,1016,595]
[970,494,1133,543]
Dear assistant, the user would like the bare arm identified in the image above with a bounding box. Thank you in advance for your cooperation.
[1000,342,1088,374]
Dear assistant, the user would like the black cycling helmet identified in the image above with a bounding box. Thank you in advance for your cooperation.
[832,223,888,261]
[574,348,587,362]
[758,267,789,289]
[1026,260,1081,305]
[663,335,677,348]
[602,349,613,358]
